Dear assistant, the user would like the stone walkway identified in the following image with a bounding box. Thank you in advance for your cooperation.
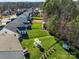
[32,20,42,23]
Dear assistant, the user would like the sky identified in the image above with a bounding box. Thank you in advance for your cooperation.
[0,0,45,2]
[73,0,78,1]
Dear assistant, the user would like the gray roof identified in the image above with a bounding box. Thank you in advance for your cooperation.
[4,12,30,33]
[0,52,24,59]
[0,34,25,58]
[0,34,22,51]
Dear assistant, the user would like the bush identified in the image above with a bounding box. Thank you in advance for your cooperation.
[47,15,58,33]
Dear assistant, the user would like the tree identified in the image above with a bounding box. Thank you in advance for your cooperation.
[43,0,79,48]
[66,16,79,47]
[44,0,78,21]
[47,15,58,34]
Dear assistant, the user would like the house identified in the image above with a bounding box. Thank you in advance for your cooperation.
[0,10,32,59]
[0,15,16,26]
[0,11,32,38]
[0,34,25,59]
[9,15,16,19]
[2,10,11,16]
[16,9,23,16]
[1,18,11,25]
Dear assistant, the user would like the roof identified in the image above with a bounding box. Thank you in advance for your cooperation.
[0,34,22,51]
[17,27,26,30]
[4,12,30,33]
[0,51,24,59]
[0,26,4,31]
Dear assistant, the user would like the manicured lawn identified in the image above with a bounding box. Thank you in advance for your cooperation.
[27,30,50,39]
[32,23,42,29]
[21,36,76,59]
[21,36,56,59]
[47,44,76,59]
[32,17,43,20]
[21,22,76,59]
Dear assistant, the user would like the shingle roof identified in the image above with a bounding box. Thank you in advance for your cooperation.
[0,51,24,59]
[4,12,30,33]
[0,34,22,51]
[0,26,4,31]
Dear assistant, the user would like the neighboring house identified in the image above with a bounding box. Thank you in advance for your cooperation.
[10,15,16,19]
[1,18,11,25]
[16,9,23,16]
[2,10,11,16]
[0,11,32,38]
[0,15,16,26]
[0,10,32,59]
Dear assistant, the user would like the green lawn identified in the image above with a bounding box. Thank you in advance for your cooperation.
[21,36,76,59]
[21,22,76,59]
[21,36,56,59]
[48,44,76,59]
[32,23,42,29]
[27,30,50,39]
[32,17,43,20]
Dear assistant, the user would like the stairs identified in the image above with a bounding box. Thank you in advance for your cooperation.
[39,46,56,59]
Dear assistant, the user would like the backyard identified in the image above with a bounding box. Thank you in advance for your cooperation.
[21,23,76,59]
